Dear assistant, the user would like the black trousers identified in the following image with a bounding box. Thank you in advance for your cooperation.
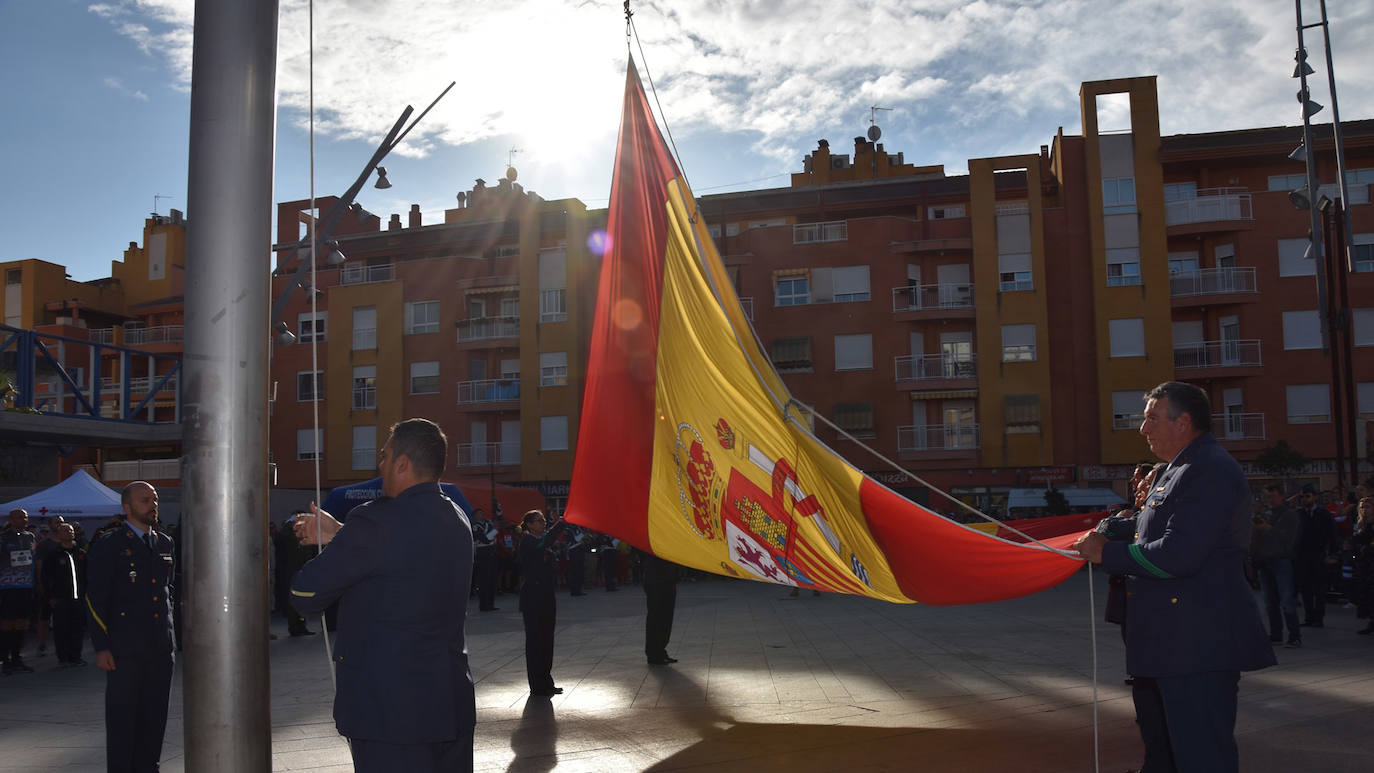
[474,549,497,610]
[520,590,557,691]
[644,582,677,659]
[105,652,174,773]
[349,730,474,773]
[1130,677,1176,773]
[1146,670,1241,773]
[568,551,586,595]
[51,598,86,663]
[275,570,310,635]
[1294,556,1327,623]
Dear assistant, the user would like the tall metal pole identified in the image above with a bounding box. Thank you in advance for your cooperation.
[182,1,278,770]
[1317,0,1355,273]
[1293,2,1329,352]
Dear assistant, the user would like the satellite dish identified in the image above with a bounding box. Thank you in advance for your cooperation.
[506,166,518,182]
[867,124,882,142]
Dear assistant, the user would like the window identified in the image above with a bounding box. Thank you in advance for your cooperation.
[1005,394,1041,434]
[831,266,871,302]
[352,307,376,350]
[834,333,873,371]
[539,249,568,322]
[1353,234,1374,273]
[1108,318,1145,358]
[1168,253,1200,275]
[500,359,521,379]
[1107,248,1141,286]
[834,402,875,438]
[405,301,439,334]
[1287,384,1330,424]
[1277,238,1317,277]
[5,268,20,285]
[1282,310,1322,350]
[539,289,567,322]
[351,426,376,471]
[998,253,1032,292]
[928,204,965,219]
[297,428,322,461]
[1163,182,1197,201]
[500,297,519,318]
[1111,391,1144,431]
[771,337,812,372]
[1267,173,1307,192]
[540,352,568,386]
[775,275,810,306]
[540,416,569,451]
[352,365,376,410]
[1356,308,1374,347]
[410,361,439,394]
[297,311,327,343]
[1001,324,1036,362]
[296,370,323,402]
[1358,382,1374,418]
[1102,177,1136,213]
[468,298,486,318]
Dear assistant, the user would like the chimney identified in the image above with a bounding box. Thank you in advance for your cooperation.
[389,213,402,230]
[409,204,421,228]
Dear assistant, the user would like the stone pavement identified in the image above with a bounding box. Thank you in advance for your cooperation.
[2,570,1371,772]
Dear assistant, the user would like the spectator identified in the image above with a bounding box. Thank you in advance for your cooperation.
[39,522,86,666]
[1252,484,1301,646]
[518,510,568,697]
[1351,498,1374,635]
[1294,485,1336,629]
[1,508,38,674]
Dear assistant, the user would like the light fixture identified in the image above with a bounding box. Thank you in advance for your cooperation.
[1288,145,1306,162]
[1292,47,1315,78]
[1316,194,1334,213]
[1297,88,1324,118]
[1288,187,1311,210]
[374,166,392,189]
[274,321,296,346]
[325,240,347,266]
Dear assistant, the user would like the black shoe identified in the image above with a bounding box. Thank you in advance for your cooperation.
[480,606,499,611]
[1284,639,1302,648]
[1269,637,1283,644]
[647,656,678,665]
[289,630,317,637]
[530,687,563,697]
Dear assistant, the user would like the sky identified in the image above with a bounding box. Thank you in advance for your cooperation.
[1,0,1371,282]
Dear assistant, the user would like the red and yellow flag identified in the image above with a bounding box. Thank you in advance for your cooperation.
[566,60,1082,604]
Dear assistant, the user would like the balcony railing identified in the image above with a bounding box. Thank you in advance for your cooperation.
[1214,412,1265,441]
[124,325,183,345]
[457,378,520,404]
[457,315,520,341]
[456,441,521,467]
[98,458,182,481]
[352,327,376,350]
[1169,267,1258,297]
[1164,188,1253,226]
[897,423,980,452]
[894,353,977,382]
[339,262,395,285]
[1173,339,1262,370]
[739,297,754,320]
[539,289,567,323]
[891,283,975,312]
[793,220,848,244]
[1113,413,1144,431]
[101,375,179,393]
[89,328,115,344]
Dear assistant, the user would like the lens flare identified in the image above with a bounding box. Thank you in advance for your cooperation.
[612,299,643,331]
[587,229,611,256]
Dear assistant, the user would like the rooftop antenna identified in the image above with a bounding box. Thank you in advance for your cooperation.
[506,146,521,181]
[867,106,892,142]
[153,193,175,216]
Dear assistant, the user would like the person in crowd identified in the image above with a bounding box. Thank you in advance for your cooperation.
[1075,381,1274,773]
[33,515,64,659]
[566,526,590,597]
[496,515,519,593]
[86,481,176,772]
[291,419,475,773]
[1294,485,1336,629]
[1,508,38,675]
[273,513,315,637]
[1350,497,1374,636]
[1252,484,1302,647]
[642,552,680,665]
[518,510,569,697]
[599,533,620,591]
[39,522,87,666]
[470,507,499,611]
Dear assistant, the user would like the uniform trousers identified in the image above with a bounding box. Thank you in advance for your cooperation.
[1138,670,1241,773]
[643,582,676,659]
[349,730,474,773]
[568,551,586,595]
[105,652,174,773]
[51,597,86,663]
[474,548,497,610]
[520,590,557,691]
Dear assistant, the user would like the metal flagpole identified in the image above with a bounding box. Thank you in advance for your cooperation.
[182,0,279,769]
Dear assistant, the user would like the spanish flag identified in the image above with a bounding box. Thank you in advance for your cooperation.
[566,60,1082,604]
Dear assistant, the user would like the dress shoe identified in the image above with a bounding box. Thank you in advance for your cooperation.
[647,656,678,665]
[480,606,499,612]
[530,686,563,697]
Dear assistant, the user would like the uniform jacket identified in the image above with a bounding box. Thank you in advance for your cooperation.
[41,543,87,601]
[518,520,568,597]
[290,482,475,744]
[1101,433,1275,677]
[85,524,175,658]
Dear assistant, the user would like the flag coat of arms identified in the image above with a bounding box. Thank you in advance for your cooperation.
[566,59,1082,605]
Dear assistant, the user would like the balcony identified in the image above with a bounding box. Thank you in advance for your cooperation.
[92,458,182,482]
[456,441,520,468]
[793,220,848,244]
[339,262,395,285]
[897,423,980,460]
[894,353,977,392]
[1173,339,1263,378]
[101,375,179,394]
[891,283,975,321]
[89,328,115,344]
[1214,412,1265,442]
[456,315,520,344]
[124,325,184,346]
[1170,267,1259,307]
[457,378,520,408]
[1165,188,1254,235]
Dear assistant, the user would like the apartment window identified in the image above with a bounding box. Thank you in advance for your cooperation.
[1108,318,1146,358]
[1001,324,1037,362]
[1356,308,1374,347]
[1282,310,1322,350]
[540,416,569,451]
[771,337,813,372]
[539,352,568,386]
[1358,382,1374,418]
[5,268,20,285]
[928,204,965,219]
[1168,253,1200,275]
[352,307,376,350]
[410,361,440,395]
[775,275,810,306]
[834,333,873,371]
[998,253,1032,292]
[296,370,323,402]
[1267,173,1307,192]
[832,266,871,302]
[500,358,521,379]
[834,402,875,438]
[539,248,568,322]
[297,311,327,343]
[539,289,567,322]
[468,298,486,318]
[1287,384,1330,424]
[1102,177,1136,214]
[1277,238,1317,277]
[1111,391,1145,431]
[500,297,520,317]
[296,428,322,461]
[1163,182,1197,201]
[1352,234,1373,273]
[351,426,377,471]
[352,365,376,410]
[1107,248,1141,286]
[1005,394,1041,434]
[405,301,439,334]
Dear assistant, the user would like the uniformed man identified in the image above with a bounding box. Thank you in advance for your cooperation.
[470,508,499,611]
[85,481,176,773]
[518,510,568,696]
[1,508,38,674]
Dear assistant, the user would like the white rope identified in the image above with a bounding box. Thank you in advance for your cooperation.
[1088,563,1100,773]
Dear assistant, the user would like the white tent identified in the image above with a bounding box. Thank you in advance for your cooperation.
[1,469,124,529]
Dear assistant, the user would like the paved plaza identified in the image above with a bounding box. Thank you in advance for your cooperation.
[2,569,1371,772]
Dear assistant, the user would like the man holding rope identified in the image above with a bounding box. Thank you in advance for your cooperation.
[292,418,476,772]
[1075,382,1273,773]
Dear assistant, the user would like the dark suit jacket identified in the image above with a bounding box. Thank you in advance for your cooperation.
[291,482,475,744]
[85,524,175,658]
[1101,433,1275,678]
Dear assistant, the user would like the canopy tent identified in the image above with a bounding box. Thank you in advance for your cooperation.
[0,469,124,531]
[319,477,545,522]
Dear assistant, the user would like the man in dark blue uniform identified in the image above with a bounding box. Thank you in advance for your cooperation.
[85,481,176,773]
[470,508,499,611]
[518,510,568,696]
[291,419,475,773]
[1076,382,1274,773]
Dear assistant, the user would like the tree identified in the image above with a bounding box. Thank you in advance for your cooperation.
[1255,440,1310,483]
[1043,488,1070,516]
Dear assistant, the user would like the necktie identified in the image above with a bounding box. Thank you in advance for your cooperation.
[146,532,157,551]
